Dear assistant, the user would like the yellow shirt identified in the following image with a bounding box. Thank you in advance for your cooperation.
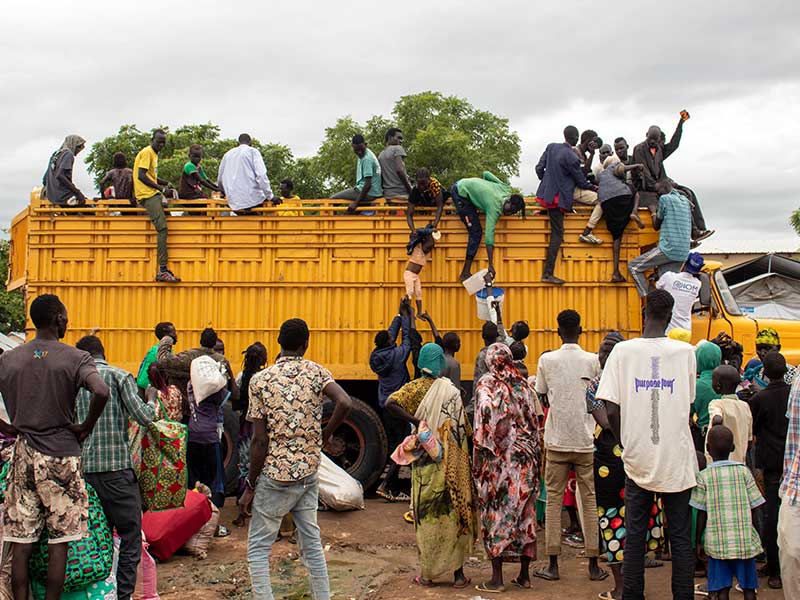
[133,146,160,200]
[277,195,303,217]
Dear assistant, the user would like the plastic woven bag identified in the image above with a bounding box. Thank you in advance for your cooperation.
[318,453,364,511]
[29,484,112,593]
[137,401,188,511]
[182,484,219,559]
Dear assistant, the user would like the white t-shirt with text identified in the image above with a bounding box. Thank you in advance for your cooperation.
[596,337,698,492]
[656,271,701,332]
[535,343,600,453]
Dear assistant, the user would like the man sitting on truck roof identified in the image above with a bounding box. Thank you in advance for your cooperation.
[42,134,88,207]
[179,144,220,202]
[628,179,692,296]
[332,134,383,215]
[218,134,274,215]
[133,130,181,283]
[98,152,134,205]
[632,111,713,242]
[451,172,524,282]
[378,128,412,206]
[535,126,598,285]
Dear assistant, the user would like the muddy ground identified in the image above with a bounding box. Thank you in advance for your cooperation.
[157,500,786,599]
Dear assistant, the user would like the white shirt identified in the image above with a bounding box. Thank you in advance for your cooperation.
[656,271,701,332]
[218,145,274,211]
[535,343,600,452]
[596,337,698,492]
[706,395,753,465]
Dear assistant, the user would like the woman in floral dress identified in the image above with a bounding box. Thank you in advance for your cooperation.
[473,343,541,594]
[386,343,474,589]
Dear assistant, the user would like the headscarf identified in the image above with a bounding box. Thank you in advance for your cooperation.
[756,328,780,347]
[604,331,625,344]
[602,154,621,170]
[417,342,445,378]
[477,343,529,410]
[668,328,692,344]
[45,135,86,182]
[696,341,722,376]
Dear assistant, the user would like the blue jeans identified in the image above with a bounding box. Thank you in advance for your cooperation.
[451,183,482,261]
[248,474,330,600]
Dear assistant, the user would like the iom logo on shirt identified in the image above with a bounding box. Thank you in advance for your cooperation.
[672,280,698,293]
[33,350,48,359]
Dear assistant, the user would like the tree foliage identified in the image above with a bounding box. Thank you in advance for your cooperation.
[791,208,800,237]
[83,92,521,199]
[0,238,25,334]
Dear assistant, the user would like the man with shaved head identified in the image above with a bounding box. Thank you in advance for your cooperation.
[632,111,713,242]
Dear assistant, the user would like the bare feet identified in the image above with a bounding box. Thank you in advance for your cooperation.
[610,273,627,283]
[630,212,645,228]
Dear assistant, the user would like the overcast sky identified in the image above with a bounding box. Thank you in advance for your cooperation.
[2,0,799,250]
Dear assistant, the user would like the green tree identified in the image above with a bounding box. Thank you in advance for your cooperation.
[0,238,25,334]
[392,91,521,184]
[84,124,152,190]
[791,208,800,236]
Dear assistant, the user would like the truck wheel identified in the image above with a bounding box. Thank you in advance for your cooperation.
[221,403,241,496]
[323,395,388,490]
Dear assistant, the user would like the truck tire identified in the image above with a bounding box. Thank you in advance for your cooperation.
[323,395,388,490]
[221,403,241,496]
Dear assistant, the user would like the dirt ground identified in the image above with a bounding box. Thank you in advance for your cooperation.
[157,500,787,600]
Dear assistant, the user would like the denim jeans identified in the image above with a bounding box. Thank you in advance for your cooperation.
[248,474,330,600]
[451,183,482,261]
[624,478,693,600]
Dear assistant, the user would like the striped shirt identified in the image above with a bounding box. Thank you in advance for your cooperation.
[656,190,692,261]
[781,372,800,505]
[690,460,765,559]
[76,359,155,473]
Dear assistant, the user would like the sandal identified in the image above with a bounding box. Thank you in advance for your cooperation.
[598,593,620,600]
[644,557,664,568]
[510,577,531,589]
[589,569,609,581]
[412,575,434,587]
[375,488,395,502]
[453,576,471,589]
[403,510,414,524]
[475,581,505,593]
[394,492,411,502]
[533,568,559,581]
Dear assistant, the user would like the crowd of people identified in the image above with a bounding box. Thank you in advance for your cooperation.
[41,111,712,288]
[366,286,799,599]
[0,269,798,599]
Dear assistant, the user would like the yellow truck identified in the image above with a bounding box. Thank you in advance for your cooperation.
[7,191,799,488]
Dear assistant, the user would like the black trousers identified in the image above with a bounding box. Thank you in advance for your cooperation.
[763,470,782,577]
[85,470,142,600]
[187,441,218,491]
[452,184,483,261]
[543,209,564,276]
[624,479,693,600]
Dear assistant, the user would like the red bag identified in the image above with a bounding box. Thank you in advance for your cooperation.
[141,490,211,561]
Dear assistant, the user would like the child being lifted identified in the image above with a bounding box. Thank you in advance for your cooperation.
[404,226,439,316]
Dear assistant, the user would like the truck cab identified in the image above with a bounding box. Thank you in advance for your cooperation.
[693,261,800,365]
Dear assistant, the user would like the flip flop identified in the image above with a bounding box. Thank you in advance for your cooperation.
[598,593,619,600]
[694,582,708,596]
[394,492,411,502]
[644,557,664,568]
[510,577,531,589]
[475,582,505,593]
[533,568,559,581]
[375,488,395,502]
[452,576,472,589]
[589,569,610,581]
[402,510,414,524]
[412,575,434,587]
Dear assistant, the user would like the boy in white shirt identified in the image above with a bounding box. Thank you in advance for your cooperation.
[707,365,752,465]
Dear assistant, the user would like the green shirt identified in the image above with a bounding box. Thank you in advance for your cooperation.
[689,461,765,559]
[183,162,208,180]
[657,190,692,261]
[136,344,159,389]
[77,359,156,473]
[356,149,382,197]
[455,171,511,246]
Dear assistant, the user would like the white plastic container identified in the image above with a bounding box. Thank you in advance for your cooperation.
[476,287,505,321]
[462,269,490,296]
